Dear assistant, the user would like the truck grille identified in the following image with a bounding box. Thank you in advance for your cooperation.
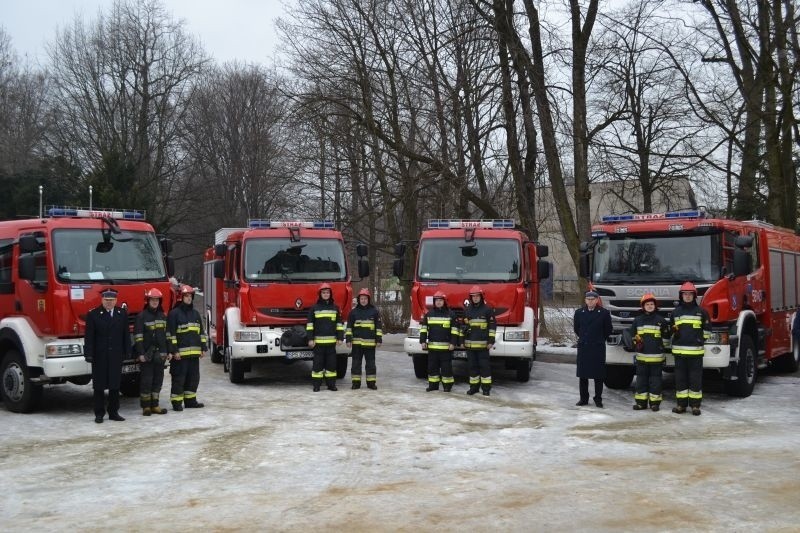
[258,308,308,319]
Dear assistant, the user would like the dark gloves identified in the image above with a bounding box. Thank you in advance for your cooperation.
[84,356,93,363]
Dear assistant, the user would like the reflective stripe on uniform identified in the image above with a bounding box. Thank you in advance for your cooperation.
[672,346,704,356]
[636,354,666,363]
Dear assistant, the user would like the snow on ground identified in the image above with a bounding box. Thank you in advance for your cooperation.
[1,333,798,532]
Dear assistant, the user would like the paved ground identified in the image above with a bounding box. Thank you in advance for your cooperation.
[1,334,798,532]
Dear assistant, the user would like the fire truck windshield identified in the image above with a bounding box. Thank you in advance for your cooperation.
[53,229,167,282]
[593,233,722,284]
[244,238,346,281]
[417,238,520,282]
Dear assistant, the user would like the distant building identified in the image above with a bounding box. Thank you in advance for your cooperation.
[535,177,696,298]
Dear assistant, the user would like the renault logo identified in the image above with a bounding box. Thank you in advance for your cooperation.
[295,298,302,309]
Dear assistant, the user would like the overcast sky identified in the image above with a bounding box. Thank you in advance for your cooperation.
[2,0,288,66]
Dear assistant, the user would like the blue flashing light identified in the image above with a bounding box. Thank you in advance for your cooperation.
[600,214,635,223]
[248,220,336,229]
[47,206,146,220]
[427,219,516,229]
[665,210,703,219]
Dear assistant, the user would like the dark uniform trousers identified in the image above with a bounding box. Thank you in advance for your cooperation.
[579,378,604,403]
[467,349,491,388]
[634,361,663,406]
[427,350,454,384]
[94,389,120,419]
[350,345,376,382]
[312,344,338,384]
[171,357,200,403]
[674,356,703,408]
[140,359,165,407]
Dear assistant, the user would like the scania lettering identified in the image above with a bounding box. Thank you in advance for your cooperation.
[579,210,800,397]
[0,206,175,412]
[203,220,369,383]
[393,219,550,382]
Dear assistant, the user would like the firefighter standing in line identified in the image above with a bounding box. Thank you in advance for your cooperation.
[669,281,710,415]
[346,288,382,390]
[420,291,459,392]
[307,283,344,392]
[167,285,208,410]
[134,288,169,416]
[628,293,668,412]
[464,286,496,396]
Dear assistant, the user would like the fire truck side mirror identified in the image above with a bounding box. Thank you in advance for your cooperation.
[356,243,368,258]
[159,237,173,254]
[18,255,36,281]
[733,249,752,277]
[165,257,175,277]
[214,244,227,257]
[536,244,549,258]
[18,234,40,254]
[537,260,551,280]
[212,259,225,279]
[392,258,404,278]
[579,254,591,279]
[393,243,406,257]
[358,258,370,279]
[579,241,592,253]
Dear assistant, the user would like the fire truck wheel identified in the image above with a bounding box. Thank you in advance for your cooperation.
[774,342,800,373]
[515,359,532,382]
[210,344,224,364]
[412,354,428,379]
[724,334,756,397]
[1,350,43,413]
[229,358,245,383]
[604,364,635,389]
[336,355,349,379]
[120,374,140,397]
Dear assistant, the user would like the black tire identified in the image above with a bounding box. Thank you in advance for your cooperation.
[1,349,43,413]
[229,358,245,383]
[774,342,799,373]
[724,334,757,397]
[210,344,223,364]
[119,374,140,397]
[412,354,428,379]
[604,364,635,389]
[516,359,532,382]
[336,354,349,379]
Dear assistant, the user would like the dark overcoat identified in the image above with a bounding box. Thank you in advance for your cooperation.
[84,305,131,390]
[573,305,613,379]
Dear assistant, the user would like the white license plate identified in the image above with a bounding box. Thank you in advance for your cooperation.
[453,350,467,360]
[121,364,138,374]
[284,351,309,360]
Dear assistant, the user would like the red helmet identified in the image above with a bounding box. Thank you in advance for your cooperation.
[144,288,163,299]
[433,291,447,304]
[180,285,195,295]
[679,281,697,295]
[640,293,657,308]
[319,283,332,292]
[469,285,484,296]
[358,288,371,298]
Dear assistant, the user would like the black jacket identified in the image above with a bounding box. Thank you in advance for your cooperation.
[573,305,612,379]
[628,311,668,363]
[669,302,710,357]
[463,299,496,350]
[420,306,459,351]
[167,303,207,357]
[84,305,131,390]
[346,304,382,347]
[306,299,343,345]
[134,306,168,361]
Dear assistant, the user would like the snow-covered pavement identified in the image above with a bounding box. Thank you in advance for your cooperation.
[1,333,798,531]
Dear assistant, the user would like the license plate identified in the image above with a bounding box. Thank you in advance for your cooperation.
[284,351,309,360]
[121,364,138,374]
[453,350,467,360]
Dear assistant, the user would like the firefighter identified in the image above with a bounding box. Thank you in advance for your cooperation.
[84,288,130,423]
[464,285,496,396]
[669,282,710,415]
[134,288,169,416]
[346,288,383,390]
[419,291,459,392]
[628,293,668,411]
[307,283,344,392]
[573,290,612,407]
[167,285,208,410]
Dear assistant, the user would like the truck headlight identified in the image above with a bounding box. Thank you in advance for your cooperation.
[234,330,262,342]
[504,331,530,341]
[45,344,83,357]
[407,327,420,338]
[705,331,729,345]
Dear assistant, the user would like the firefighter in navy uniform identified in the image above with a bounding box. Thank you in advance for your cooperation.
[134,288,169,416]
[167,285,208,410]
[669,281,710,415]
[346,288,383,390]
[464,286,496,396]
[628,293,668,411]
[419,291,459,392]
[307,283,344,392]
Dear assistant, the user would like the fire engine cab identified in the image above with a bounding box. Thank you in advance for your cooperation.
[203,220,369,383]
[0,206,175,412]
[579,209,800,397]
[393,219,550,382]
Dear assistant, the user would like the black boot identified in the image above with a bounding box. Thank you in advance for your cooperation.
[467,384,480,396]
[351,381,361,390]
[691,406,701,416]
[672,405,687,414]
[576,399,589,406]
[185,398,204,408]
[313,381,321,392]
[650,402,661,412]
[442,383,453,392]
[481,385,491,396]
[426,382,439,392]
[326,379,338,391]
[366,381,377,390]
[633,400,648,410]
[172,401,183,412]
[593,397,603,408]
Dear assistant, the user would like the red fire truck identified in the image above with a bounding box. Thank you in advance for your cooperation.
[203,220,369,383]
[0,206,175,412]
[393,219,550,382]
[579,209,800,397]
